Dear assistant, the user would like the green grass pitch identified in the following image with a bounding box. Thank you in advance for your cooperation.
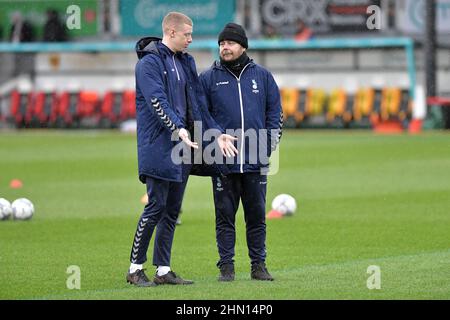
[0,130,449,299]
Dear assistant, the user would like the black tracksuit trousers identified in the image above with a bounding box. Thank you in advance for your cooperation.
[212,173,268,268]
[130,166,189,266]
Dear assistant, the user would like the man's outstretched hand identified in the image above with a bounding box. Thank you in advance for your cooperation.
[178,129,238,157]
[218,134,238,157]
[178,128,198,149]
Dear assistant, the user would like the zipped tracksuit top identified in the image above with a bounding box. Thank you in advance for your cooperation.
[199,60,283,174]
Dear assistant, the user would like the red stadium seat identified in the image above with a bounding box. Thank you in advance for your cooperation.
[52,91,79,127]
[99,90,135,127]
[9,90,32,128]
[100,91,118,122]
[121,90,136,120]
[77,91,99,118]
[25,91,58,127]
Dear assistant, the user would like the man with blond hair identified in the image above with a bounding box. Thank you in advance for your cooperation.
[126,12,237,287]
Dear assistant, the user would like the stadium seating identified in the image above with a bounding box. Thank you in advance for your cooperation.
[326,89,352,126]
[25,91,57,127]
[280,88,300,128]
[100,90,136,128]
[51,91,79,128]
[0,87,412,130]
[8,90,32,128]
[77,91,101,127]
[305,88,327,118]
[353,88,375,122]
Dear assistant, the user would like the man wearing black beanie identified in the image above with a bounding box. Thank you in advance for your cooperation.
[218,22,248,49]
[216,22,250,79]
[200,23,283,282]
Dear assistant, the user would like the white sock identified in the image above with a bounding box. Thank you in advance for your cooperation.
[129,263,143,273]
[157,266,171,276]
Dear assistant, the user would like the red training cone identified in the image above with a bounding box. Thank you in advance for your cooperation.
[266,210,283,219]
[10,179,23,189]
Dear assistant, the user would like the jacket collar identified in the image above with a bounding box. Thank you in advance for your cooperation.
[212,59,255,71]
[135,36,161,59]
[135,36,189,60]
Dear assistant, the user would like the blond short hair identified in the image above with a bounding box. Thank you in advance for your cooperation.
[162,12,193,34]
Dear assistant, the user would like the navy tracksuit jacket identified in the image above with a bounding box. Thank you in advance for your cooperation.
[200,60,283,267]
[131,37,223,266]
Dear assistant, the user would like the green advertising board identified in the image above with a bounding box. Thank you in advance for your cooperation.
[0,0,98,41]
[120,0,235,37]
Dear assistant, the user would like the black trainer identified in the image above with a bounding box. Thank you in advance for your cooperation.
[251,262,274,281]
[154,271,194,285]
[126,269,156,287]
[218,264,235,282]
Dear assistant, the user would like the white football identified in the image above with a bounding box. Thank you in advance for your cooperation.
[271,194,297,216]
[12,198,34,220]
[0,198,13,220]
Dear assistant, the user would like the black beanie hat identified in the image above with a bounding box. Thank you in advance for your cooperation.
[218,23,248,49]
